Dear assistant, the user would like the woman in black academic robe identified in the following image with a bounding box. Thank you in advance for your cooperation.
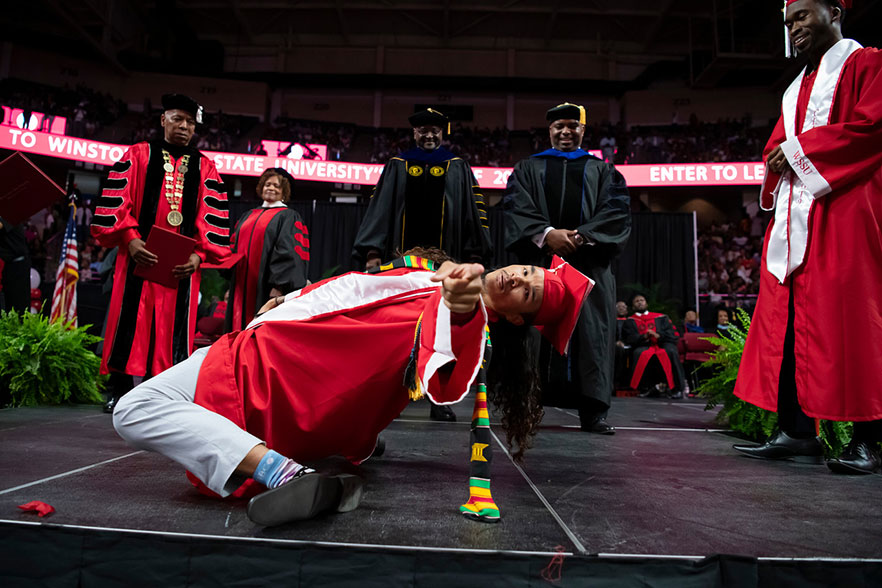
[226,168,309,331]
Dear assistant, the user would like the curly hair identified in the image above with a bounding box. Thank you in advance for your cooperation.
[256,170,291,203]
[398,247,452,265]
[400,248,545,462]
[487,319,544,463]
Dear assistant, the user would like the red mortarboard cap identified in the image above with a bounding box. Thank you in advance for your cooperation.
[532,256,594,355]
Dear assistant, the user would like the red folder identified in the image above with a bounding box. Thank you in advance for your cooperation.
[133,226,197,289]
[0,152,66,225]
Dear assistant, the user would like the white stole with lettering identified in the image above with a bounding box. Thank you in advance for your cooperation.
[764,38,862,283]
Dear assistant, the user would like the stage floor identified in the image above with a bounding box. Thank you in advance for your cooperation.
[2,396,882,562]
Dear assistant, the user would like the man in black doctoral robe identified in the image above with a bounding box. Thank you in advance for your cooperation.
[503,103,631,434]
[353,108,492,270]
[353,108,493,421]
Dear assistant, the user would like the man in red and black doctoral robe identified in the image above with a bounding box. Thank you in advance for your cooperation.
[622,294,686,398]
[91,93,230,411]
[227,168,309,331]
[733,0,882,474]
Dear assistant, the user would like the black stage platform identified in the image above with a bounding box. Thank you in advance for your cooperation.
[2,397,882,587]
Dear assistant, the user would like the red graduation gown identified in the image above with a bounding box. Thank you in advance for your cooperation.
[191,266,486,496]
[735,46,882,421]
[624,312,678,390]
[91,141,230,376]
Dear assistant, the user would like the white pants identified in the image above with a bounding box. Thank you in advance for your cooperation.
[113,347,264,496]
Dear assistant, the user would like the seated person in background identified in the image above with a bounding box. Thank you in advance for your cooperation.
[682,309,704,333]
[715,307,733,337]
[112,250,592,527]
[622,294,687,399]
[614,300,631,389]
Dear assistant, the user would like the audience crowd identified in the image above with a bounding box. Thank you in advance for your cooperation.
[3,78,773,167]
[697,213,768,306]
[0,78,127,140]
[264,117,356,160]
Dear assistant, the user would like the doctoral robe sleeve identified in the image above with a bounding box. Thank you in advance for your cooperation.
[352,160,398,263]
[90,145,145,248]
[575,163,631,259]
[417,290,487,405]
[502,160,550,260]
[621,318,643,347]
[657,315,679,346]
[781,48,882,197]
[267,209,309,293]
[195,160,230,265]
[460,164,494,263]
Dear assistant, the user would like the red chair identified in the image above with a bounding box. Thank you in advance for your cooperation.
[194,316,225,348]
[682,332,719,391]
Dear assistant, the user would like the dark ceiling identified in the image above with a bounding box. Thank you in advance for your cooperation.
[4,1,881,93]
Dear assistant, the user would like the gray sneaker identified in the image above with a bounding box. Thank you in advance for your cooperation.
[246,471,364,526]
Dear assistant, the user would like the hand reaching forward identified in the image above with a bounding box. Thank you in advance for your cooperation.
[431,262,485,314]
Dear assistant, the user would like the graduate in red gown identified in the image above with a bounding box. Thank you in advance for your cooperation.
[226,168,309,331]
[734,0,882,473]
[92,94,230,410]
[112,253,592,526]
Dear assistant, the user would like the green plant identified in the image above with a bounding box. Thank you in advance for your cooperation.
[321,265,341,280]
[696,309,779,440]
[199,269,228,308]
[696,307,853,455]
[0,309,106,407]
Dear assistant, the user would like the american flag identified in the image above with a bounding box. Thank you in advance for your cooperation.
[50,200,79,325]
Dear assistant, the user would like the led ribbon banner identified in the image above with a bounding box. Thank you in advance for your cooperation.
[1,127,766,189]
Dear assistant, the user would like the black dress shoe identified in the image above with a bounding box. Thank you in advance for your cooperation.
[827,440,882,475]
[733,431,824,464]
[581,417,616,435]
[103,397,117,414]
[666,390,683,400]
[430,403,456,422]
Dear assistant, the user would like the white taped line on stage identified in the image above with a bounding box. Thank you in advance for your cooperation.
[0,519,575,558]
[0,411,108,432]
[6,519,879,563]
[597,553,882,563]
[556,424,733,433]
[0,451,144,496]
[599,552,882,563]
[488,428,589,555]
[551,408,731,432]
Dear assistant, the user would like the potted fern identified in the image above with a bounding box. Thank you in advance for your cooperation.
[696,308,852,456]
[0,309,105,407]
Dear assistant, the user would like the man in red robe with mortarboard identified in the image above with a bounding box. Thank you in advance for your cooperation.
[92,93,230,413]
